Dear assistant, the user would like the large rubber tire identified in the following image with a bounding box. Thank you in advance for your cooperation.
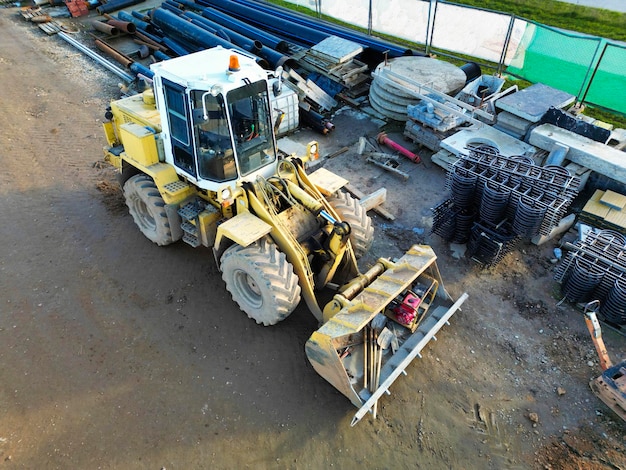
[123,174,174,246]
[220,239,301,326]
[327,191,374,258]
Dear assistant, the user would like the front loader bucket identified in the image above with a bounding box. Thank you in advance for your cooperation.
[305,245,468,426]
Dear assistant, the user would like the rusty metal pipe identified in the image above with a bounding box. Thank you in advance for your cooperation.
[106,18,137,34]
[94,38,133,68]
[92,20,119,36]
[133,38,164,51]
[134,31,164,49]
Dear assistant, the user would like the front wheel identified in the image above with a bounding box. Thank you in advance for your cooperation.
[220,239,301,326]
[327,191,374,258]
[123,174,173,246]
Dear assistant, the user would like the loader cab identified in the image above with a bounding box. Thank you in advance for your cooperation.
[152,48,278,192]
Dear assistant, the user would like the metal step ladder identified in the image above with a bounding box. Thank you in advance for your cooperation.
[178,202,202,247]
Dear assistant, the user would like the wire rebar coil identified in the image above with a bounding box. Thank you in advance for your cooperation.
[600,277,626,325]
[561,258,604,303]
[451,169,477,209]
[512,196,548,237]
[479,181,509,224]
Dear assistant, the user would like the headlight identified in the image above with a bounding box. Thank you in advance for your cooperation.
[307,141,319,161]
[221,188,232,200]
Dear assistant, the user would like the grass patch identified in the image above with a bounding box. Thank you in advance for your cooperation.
[450,0,626,41]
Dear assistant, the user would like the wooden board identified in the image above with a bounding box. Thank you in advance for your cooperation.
[359,188,387,211]
[345,184,395,221]
[582,190,610,219]
[600,190,626,210]
[604,209,626,230]
[288,68,337,111]
[308,167,348,197]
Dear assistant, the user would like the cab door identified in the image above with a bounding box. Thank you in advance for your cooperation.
[162,79,196,177]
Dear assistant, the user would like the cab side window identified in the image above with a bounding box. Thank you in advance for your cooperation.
[163,80,196,176]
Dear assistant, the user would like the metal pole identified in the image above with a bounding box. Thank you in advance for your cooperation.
[57,32,135,82]
[497,14,515,76]
[577,40,608,106]
[426,0,438,56]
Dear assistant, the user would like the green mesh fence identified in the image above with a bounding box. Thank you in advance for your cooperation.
[507,23,626,115]
[583,44,626,114]
[507,24,599,95]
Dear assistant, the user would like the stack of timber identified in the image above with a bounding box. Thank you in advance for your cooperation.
[580,190,626,235]
[294,36,369,97]
[286,68,337,112]
[19,6,63,34]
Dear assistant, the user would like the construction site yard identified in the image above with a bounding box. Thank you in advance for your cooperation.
[1,7,625,470]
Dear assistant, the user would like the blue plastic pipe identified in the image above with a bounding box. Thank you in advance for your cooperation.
[130,62,155,79]
[200,6,290,53]
[151,8,241,51]
[201,0,415,58]
[151,8,288,68]
[182,11,262,54]
[116,10,154,34]
[195,0,330,46]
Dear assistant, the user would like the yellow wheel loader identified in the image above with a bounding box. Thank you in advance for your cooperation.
[102,47,467,424]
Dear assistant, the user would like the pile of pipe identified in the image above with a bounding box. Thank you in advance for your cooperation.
[95,0,417,133]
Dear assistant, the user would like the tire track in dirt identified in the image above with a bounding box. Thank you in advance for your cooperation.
[0,14,114,198]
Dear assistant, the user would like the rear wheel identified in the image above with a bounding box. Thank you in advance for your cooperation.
[220,238,301,326]
[123,174,173,246]
[327,190,374,258]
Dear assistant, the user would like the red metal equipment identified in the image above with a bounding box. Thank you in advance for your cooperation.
[377,132,420,163]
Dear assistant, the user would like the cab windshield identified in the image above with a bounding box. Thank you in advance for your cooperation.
[191,80,276,182]
[227,80,277,176]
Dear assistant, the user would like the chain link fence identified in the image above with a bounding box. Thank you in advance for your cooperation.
[282,0,626,115]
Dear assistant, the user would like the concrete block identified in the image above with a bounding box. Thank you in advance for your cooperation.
[529,123,626,184]
[440,124,537,159]
[495,83,575,123]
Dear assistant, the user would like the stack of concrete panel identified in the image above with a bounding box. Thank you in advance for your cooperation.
[494,83,575,139]
[299,36,369,89]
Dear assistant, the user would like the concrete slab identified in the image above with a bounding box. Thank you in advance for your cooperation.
[495,83,575,123]
[440,124,537,159]
[529,123,626,184]
[310,36,363,63]
[494,111,532,136]
[375,56,467,95]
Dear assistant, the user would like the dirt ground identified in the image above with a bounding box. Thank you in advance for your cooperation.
[1,7,625,470]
